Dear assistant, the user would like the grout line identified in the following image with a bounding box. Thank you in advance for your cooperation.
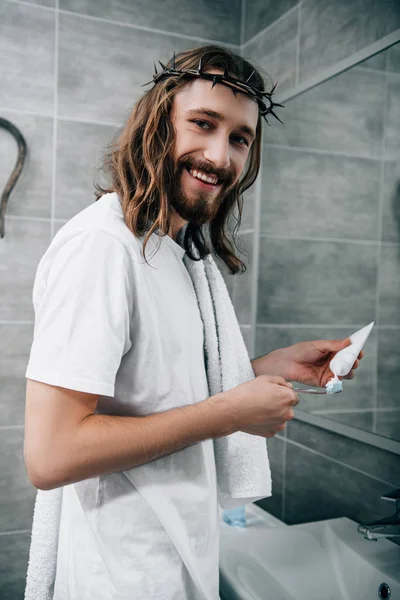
[3,221,400,247]
[238,0,248,335]
[4,213,400,248]
[0,321,34,325]
[3,0,53,11]
[372,53,390,433]
[352,64,400,78]
[2,107,398,165]
[0,529,31,537]
[0,95,384,162]
[311,407,400,415]
[3,0,238,48]
[281,429,287,520]
[242,3,299,49]
[271,32,400,107]
[6,215,52,223]
[259,233,382,245]
[9,213,399,248]
[0,106,119,128]
[256,322,377,328]
[295,2,302,87]
[263,141,384,161]
[57,115,121,127]
[6,215,71,223]
[240,0,246,48]
[380,241,400,247]
[255,323,400,329]
[285,435,398,487]
[58,7,239,48]
[3,320,400,330]
[50,0,59,240]
[249,132,264,359]
[0,106,53,119]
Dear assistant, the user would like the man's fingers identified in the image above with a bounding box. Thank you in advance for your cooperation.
[264,375,292,387]
[343,369,355,380]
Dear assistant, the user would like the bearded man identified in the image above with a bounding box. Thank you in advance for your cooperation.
[24,45,362,599]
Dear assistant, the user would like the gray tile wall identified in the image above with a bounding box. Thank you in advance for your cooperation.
[1,0,400,595]
[0,0,240,596]
[257,421,400,531]
[237,0,400,542]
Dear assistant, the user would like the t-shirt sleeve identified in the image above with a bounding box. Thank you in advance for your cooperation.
[25,229,135,397]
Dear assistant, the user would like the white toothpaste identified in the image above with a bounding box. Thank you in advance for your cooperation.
[325,322,374,394]
[326,374,343,394]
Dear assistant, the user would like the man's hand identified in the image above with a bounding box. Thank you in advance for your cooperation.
[251,338,364,388]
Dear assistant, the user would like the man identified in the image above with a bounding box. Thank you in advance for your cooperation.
[24,45,362,599]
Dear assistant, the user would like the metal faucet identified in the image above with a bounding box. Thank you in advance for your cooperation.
[357,488,400,541]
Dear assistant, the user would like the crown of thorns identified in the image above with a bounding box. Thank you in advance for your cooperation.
[142,53,284,126]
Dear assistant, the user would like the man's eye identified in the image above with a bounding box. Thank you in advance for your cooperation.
[192,119,211,129]
[232,135,249,147]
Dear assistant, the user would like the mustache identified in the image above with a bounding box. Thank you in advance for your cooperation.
[177,156,234,186]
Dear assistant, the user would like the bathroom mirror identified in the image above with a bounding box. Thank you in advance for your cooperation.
[256,37,400,454]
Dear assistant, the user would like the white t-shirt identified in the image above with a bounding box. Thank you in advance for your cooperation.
[25,192,221,600]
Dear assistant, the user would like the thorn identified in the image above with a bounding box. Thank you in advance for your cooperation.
[270,80,278,94]
[263,114,271,126]
[269,109,284,124]
[141,79,154,87]
[198,58,202,73]
[158,61,166,70]
[153,61,158,75]
[223,67,229,79]
[172,51,176,69]
[231,87,237,97]
[211,75,219,89]
[246,69,255,83]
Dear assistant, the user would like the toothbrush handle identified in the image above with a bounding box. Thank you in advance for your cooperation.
[292,388,327,395]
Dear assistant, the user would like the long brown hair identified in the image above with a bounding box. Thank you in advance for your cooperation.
[94,45,267,274]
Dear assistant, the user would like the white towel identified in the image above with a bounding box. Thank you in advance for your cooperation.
[24,247,272,600]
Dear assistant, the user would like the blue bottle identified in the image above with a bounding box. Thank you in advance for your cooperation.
[222,505,246,527]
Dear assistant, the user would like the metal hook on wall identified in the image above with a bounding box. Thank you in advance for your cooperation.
[0,117,28,238]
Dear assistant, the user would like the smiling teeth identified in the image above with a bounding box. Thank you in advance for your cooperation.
[189,169,218,185]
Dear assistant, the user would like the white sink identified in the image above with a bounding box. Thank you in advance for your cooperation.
[219,504,400,600]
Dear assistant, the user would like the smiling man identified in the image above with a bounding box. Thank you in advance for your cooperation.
[90,45,282,271]
[24,45,362,600]
[167,71,258,234]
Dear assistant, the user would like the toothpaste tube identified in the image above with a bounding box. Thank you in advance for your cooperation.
[326,322,374,394]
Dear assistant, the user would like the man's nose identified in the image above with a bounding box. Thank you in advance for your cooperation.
[203,136,230,170]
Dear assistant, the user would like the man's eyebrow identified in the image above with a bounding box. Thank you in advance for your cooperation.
[186,108,256,140]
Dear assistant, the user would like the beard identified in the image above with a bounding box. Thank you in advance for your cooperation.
[167,156,235,227]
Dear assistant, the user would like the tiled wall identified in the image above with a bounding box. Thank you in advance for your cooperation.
[234,0,400,535]
[255,44,400,435]
[0,0,240,596]
[1,0,400,596]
